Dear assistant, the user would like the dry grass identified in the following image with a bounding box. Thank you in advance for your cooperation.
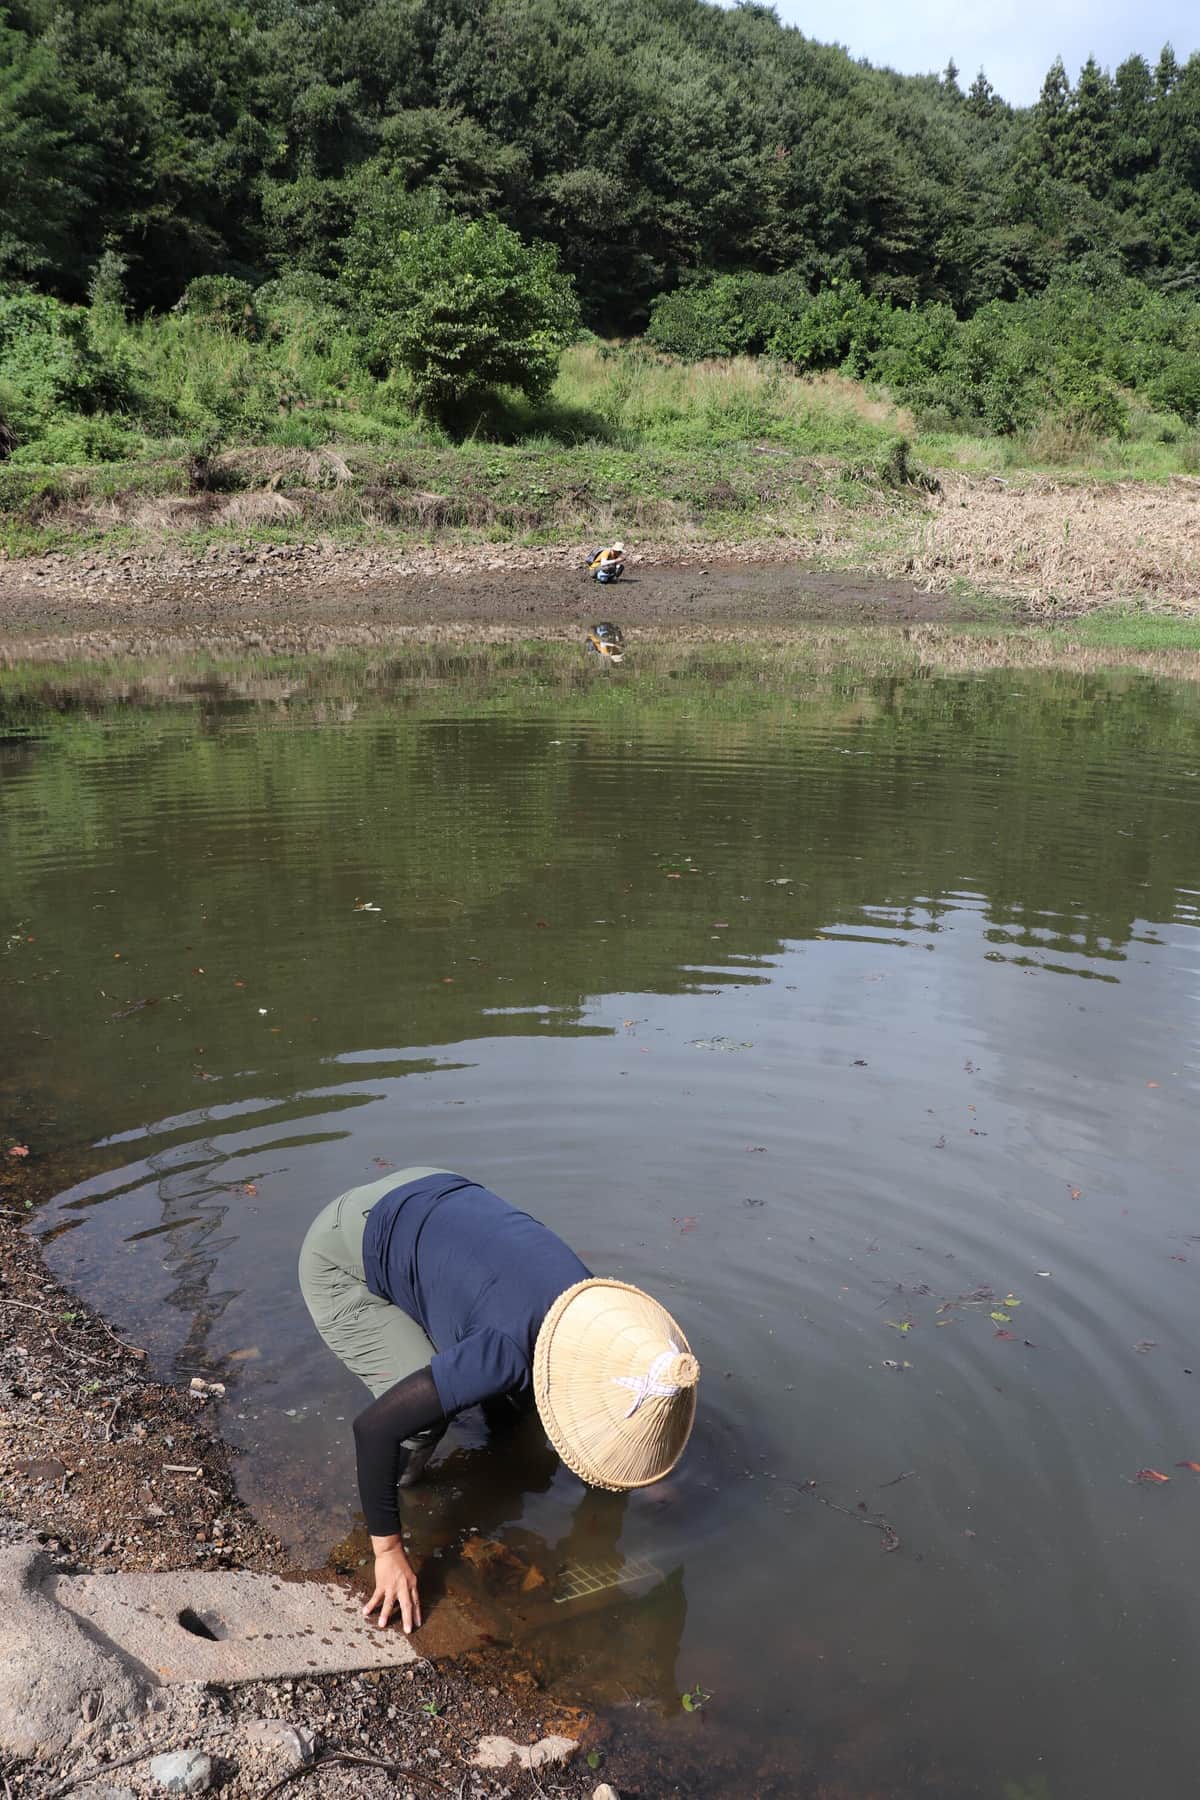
[210,447,353,490]
[802,370,917,434]
[128,491,300,529]
[904,473,1200,612]
[218,490,301,526]
[556,344,914,446]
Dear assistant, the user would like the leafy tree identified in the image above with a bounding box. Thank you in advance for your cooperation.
[342,198,580,412]
[0,14,94,285]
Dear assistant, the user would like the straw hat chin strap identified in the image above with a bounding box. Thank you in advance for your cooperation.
[613,1344,687,1418]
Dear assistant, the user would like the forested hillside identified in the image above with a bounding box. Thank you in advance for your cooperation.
[3,0,1198,325]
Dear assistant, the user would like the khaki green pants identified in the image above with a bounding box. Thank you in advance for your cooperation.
[298,1168,450,1399]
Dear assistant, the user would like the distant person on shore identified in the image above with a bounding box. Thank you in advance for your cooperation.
[298,1168,699,1634]
[587,541,626,582]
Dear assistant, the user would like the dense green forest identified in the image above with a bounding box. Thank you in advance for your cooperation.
[1,0,1199,471]
[5,0,1198,318]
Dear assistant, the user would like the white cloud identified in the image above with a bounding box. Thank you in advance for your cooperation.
[727,0,1196,105]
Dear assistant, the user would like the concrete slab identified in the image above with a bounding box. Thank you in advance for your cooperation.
[53,1569,419,1684]
[0,1545,150,1759]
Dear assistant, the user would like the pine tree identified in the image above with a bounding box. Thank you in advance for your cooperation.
[1155,44,1179,98]
[966,69,995,117]
[1032,56,1072,176]
[1066,56,1115,198]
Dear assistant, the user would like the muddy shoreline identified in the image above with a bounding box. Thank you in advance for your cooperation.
[0,1152,668,1798]
[0,542,985,667]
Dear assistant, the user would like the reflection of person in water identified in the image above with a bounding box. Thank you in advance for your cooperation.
[529,1484,690,1710]
[298,1168,700,1634]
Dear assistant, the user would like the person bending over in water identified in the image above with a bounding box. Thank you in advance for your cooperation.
[299,1167,699,1633]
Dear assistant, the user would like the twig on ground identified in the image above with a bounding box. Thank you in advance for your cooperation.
[86,1311,148,1358]
[45,1736,199,1798]
[103,1398,120,1441]
[253,1749,439,1800]
[44,1726,243,1797]
[782,1478,902,1552]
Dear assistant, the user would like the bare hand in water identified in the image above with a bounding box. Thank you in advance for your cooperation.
[365,1539,421,1633]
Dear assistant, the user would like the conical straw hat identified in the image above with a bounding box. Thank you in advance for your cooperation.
[533,1279,700,1490]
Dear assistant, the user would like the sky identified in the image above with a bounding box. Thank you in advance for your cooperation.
[737,0,1197,107]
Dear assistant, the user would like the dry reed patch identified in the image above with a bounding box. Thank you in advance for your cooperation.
[909,474,1200,610]
[211,446,353,489]
[802,371,916,435]
[218,490,301,526]
[127,490,300,529]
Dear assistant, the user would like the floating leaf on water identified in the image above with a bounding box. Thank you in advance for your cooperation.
[1176,1461,1200,1473]
[886,1320,913,1333]
[1004,1295,1021,1307]
[1134,1341,1158,1354]
[1135,1468,1170,1483]
[990,1311,1011,1322]
[993,1329,1017,1340]
[689,1036,753,1052]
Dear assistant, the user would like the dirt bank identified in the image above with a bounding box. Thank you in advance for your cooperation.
[0,541,997,665]
[4,468,1199,648]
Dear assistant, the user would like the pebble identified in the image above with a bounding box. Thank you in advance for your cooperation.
[471,1734,578,1771]
[244,1719,316,1765]
[593,1786,621,1800]
[149,1750,212,1793]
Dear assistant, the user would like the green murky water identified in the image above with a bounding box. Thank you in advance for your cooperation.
[3,648,1199,1797]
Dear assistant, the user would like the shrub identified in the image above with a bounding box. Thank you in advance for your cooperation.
[767,281,887,374]
[342,199,580,415]
[178,276,260,338]
[646,271,810,360]
[10,413,135,463]
[0,289,133,450]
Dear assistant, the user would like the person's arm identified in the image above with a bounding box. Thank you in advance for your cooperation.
[352,1365,445,1632]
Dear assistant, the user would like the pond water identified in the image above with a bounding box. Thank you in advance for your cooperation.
[3,649,1199,1798]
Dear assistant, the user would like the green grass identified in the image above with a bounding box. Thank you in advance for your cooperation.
[5,330,1199,603]
[1057,609,1200,651]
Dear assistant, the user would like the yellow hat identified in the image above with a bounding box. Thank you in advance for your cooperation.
[533,1279,700,1490]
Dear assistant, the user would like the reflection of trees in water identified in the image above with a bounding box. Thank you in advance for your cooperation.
[6,665,1197,1151]
[145,1139,243,1379]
